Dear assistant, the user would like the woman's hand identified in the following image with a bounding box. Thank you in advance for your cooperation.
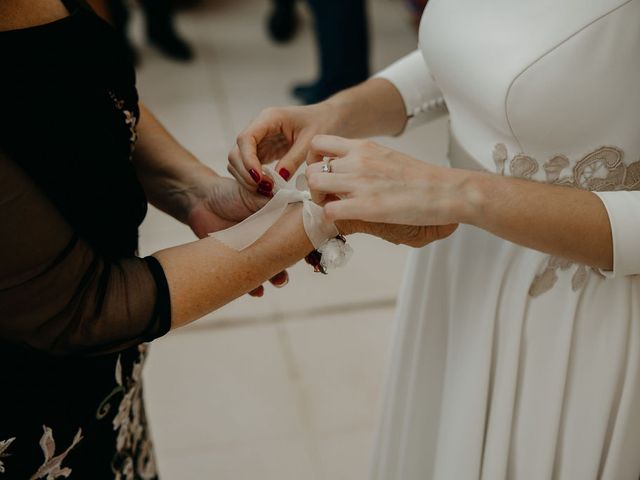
[227,78,409,194]
[175,170,289,295]
[228,103,341,193]
[306,135,478,227]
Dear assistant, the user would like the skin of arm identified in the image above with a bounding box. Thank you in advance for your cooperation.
[153,204,312,329]
[322,77,408,139]
[464,171,613,270]
[153,202,455,329]
[133,103,296,296]
[133,103,227,226]
[0,0,68,30]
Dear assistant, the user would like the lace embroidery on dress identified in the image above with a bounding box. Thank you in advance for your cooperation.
[30,426,83,480]
[0,428,84,479]
[109,92,139,161]
[97,344,157,480]
[492,144,640,297]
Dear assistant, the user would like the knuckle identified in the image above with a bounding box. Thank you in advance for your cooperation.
[261,106,278,118]
[359,139,376,151]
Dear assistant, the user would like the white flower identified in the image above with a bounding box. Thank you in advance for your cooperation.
[318,238,353,270]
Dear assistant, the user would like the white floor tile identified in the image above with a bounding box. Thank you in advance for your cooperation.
[316,429,376,480]
[281,308,394,435]
[156,437,320,480]
[143,325,306,453]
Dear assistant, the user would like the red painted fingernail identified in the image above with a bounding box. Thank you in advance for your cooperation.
[251,285,264,297]
[272,271,289,286]
[249,169,261,183]
[279,168,291,181]
[258,180,273,191]
[257,180,273,197]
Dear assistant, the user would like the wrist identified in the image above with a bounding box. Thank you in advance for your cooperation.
[155,163,220,223]
[322,93,361,138]
[456,170,499,227]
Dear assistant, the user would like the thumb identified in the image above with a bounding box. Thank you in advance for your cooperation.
[239,182,269,214]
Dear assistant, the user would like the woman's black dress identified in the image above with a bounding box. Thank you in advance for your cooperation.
[0,2,172,478]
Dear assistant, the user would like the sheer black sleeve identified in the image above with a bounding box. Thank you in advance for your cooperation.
[0,152,171,355]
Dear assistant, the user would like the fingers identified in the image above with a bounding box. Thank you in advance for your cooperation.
[307,172,357,195]
[227,159,254,191]
[229,154,274,197]
[237,181,270,213]
[274,137,308,181]
[248,270,290,298]
[306,154,353,176]
[324,198,375,222]
[306,135,355,165]
[230,132,262,187]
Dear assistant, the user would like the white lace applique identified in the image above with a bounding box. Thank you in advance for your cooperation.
[493,144,640,297]
[109,91,139,161]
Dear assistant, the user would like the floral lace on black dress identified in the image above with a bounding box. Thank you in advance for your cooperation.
[0,1,171,478]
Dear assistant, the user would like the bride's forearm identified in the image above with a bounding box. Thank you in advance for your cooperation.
[153,204,314,329]
[324,78,408,138]
[463,172,613,270]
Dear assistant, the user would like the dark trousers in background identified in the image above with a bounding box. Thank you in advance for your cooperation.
[307,0,370,95]
[274,0,370,100]
[108,0,172,38]
[107,0,193,61]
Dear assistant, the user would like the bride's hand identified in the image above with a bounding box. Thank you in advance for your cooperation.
[306,135,476,227]
[228,103,340,193]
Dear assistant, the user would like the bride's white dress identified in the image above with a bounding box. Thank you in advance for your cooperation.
[371,1,640,478]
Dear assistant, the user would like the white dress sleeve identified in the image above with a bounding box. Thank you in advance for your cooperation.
[375,49,447,131]
[593,191,640,277]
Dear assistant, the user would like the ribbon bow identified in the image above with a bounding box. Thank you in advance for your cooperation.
[210,167,338,250]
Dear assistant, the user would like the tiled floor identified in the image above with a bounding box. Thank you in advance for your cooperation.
[134,0,449,478]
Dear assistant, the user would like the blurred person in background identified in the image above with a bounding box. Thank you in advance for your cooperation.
[405,0,428,29]
[230,0,640,478]
[88,0,193,62]
[267,0,370,104]
[0,1,437,477]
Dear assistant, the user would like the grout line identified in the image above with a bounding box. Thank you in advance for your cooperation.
[177,297,397,334]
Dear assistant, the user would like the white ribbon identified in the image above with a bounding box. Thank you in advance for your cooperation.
[210,167,339,251]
